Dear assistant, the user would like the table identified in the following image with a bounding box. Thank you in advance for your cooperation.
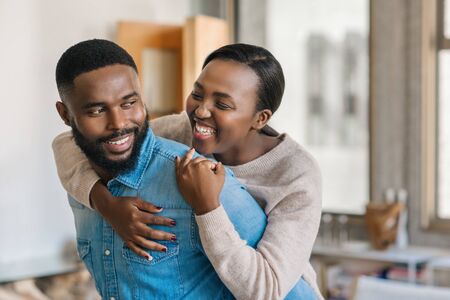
[425,256,450,285]
[312,241,450,283]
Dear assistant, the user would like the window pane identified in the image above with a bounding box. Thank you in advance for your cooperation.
[265,0,369,214]
[445,0,450,38]
[438,51,450,219]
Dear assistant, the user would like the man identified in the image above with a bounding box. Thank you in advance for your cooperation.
[54,39,267,299]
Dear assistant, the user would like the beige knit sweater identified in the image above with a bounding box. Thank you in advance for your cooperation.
[52,112,323,300]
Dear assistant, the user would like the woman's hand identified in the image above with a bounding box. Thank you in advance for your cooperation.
[90,182,176,260]
[175,148,225,215]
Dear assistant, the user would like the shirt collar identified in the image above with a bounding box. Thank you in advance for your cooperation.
[113,127,155,189]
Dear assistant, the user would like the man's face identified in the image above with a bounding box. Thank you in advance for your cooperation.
[57,64,148,176]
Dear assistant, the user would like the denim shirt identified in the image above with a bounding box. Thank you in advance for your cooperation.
[68,127,268,300]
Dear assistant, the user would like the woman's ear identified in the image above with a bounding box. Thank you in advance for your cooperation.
[252,109,273,130]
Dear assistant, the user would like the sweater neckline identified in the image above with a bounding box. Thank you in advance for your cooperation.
[228,133,290,178]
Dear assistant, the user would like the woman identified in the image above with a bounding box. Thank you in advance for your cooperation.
[53,43,322,299]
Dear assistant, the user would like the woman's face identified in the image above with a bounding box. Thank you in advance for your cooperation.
[186,59,260,155]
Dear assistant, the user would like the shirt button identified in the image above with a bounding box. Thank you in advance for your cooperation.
[110,297,116,300]
[104,249,111,256]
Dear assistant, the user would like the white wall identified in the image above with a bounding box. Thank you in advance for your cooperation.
[0,0,190,269]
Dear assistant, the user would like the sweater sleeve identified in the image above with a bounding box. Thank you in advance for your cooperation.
[150,111,193,147]
[52,131,100,209]
[52,112,192,209]
[195,160,323,300]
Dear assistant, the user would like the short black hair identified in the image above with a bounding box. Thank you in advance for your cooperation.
[202,43,285,114]
[55,39,138,99]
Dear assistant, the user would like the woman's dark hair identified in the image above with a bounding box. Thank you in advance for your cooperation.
[202,43,285,114]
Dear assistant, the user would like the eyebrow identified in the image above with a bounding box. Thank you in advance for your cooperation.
[213,91,232,99]
[123,91,139,100]
[194,82,232,99]
[194,82,204,90]
[81,91,139,109]
[82,102,106,110]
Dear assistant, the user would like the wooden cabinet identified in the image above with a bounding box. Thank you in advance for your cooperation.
[117,16,229,117]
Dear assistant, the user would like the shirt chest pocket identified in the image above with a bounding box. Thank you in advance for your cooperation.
[121,241,184,299]
[122,240,179,265]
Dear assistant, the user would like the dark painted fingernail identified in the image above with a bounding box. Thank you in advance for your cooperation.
[171,235,177,241]
[162,247,167,252]
[156,206,162,210]
[170,220,176,226]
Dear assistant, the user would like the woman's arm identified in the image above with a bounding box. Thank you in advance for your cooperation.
[150,111,193,147]
[52,131,100,208]
[196,189,321,300]
[176,152,322,300]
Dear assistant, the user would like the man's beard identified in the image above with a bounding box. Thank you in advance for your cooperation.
[71,119,149,176]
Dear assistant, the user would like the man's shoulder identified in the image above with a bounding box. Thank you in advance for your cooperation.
[151,136,236,178]
[152,136,191,161]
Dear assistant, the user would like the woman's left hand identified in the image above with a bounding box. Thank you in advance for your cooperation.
[175,148,225,215]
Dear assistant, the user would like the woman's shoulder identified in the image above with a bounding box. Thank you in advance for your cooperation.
[233,133,322,214]
[231,133,320,182]
[266,134,321,188]
[279,134,320,174]
[150,111,193,146]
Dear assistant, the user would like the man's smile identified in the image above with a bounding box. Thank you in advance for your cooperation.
[103,133,134,154]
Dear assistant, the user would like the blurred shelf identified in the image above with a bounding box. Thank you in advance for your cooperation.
[0,255,80,283]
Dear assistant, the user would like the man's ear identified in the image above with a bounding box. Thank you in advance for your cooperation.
[143,103,151,120]
[56,101,71,126]
[252,109,273,130]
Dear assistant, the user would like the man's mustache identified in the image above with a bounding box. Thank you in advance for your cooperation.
[97,127,138,144]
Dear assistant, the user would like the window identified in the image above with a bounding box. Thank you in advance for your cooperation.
[437,0,450,219]
[263,0,370,214]
[421,0,450,230]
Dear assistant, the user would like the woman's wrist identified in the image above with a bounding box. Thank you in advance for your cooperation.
[193,198,220,216]
[90,181,116,216]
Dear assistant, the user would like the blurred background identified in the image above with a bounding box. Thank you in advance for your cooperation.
[0,0,450,299]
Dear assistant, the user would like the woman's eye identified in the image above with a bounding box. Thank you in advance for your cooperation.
[191,92,202,100]
[216,102,231,110]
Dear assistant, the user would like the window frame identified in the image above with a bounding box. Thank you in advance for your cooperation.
[421,0,450,231]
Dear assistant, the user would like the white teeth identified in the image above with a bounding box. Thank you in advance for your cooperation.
[195,124,216,135]
[106,136,129,145]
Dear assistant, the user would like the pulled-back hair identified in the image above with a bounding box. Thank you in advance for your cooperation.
[55,39,137,99]
[202,43,285,114]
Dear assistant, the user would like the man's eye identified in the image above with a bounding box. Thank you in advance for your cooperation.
[88,108,104,115]
[122,101,136,109]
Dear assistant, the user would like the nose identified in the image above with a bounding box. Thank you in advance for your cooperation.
[195,101,212,119]
[107,108,127,131]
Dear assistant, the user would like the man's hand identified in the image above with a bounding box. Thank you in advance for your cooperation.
[90,182,176,260]
[175,148,225,215]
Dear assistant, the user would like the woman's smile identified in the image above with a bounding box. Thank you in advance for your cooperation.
[193,118,217,140]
